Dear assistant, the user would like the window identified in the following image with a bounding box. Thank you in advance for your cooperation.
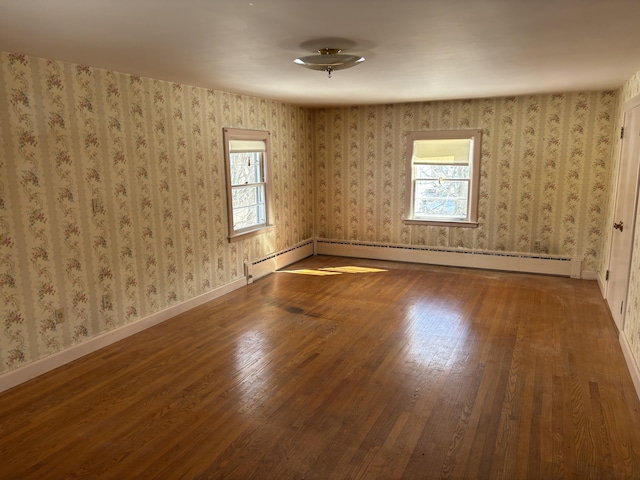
[223,128,272,240]
[404,129,482,227]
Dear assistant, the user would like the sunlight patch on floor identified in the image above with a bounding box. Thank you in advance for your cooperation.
[280,269,342,276]
[280,266,388,276]
[320,266,387,274]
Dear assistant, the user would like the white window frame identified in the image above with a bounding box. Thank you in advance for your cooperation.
[223,128,273,241]
[403,129,482,228]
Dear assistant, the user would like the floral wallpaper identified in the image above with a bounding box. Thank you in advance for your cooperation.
[0,52,313,374]
[617,67,640,377]
[0,49,631,380]
[314,93,616,271]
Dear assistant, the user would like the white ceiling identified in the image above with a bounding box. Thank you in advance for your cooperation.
[1,0,640,107]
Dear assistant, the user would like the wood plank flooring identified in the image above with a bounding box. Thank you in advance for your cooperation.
[1,255,640,479]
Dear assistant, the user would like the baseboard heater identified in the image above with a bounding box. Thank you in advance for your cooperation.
[245,240,315,283]
[315,239,582,278]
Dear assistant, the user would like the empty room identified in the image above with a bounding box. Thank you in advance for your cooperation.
[2,0,640,478]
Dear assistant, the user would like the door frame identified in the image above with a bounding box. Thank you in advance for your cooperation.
[605,93,640,330]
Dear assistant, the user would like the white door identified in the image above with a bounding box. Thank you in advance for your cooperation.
[606,98,640,330]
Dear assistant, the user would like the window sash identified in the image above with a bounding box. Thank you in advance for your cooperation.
[231,181,265,229]
[413,178,470,219]
[413,164,470,180]
[231,184,266,229]
[229,152,264,187]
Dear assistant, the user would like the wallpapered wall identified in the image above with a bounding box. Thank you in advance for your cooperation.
[618,68,640,379]
[314,93,616,273]
[0,49,631,379]
[0,52,313,374]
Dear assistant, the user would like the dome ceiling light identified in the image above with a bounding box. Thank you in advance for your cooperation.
[294,48,365,78]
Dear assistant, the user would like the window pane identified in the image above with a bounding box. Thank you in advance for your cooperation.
[415,165,469,179]
[414,180,469,218]
[232,185,264,208]
[232,185,265,230]
[230,152,262,186]
[233,205,266,230]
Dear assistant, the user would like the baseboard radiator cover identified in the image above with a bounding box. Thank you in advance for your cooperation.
[315,239,583,278]
[245,240,314,283]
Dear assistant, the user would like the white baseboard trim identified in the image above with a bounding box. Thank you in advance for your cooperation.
[316,239,583,278]
[596,271,608,298]
[0,277,247,393]
[581,270,598,281]
[620,331,640,402]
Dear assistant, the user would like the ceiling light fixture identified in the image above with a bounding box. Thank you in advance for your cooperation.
[294,48,365,78]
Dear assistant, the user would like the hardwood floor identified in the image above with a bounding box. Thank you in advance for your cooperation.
[2,255,640,479]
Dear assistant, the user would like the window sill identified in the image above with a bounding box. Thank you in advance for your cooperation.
[228,224,275,242]
[403,219,479,228]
